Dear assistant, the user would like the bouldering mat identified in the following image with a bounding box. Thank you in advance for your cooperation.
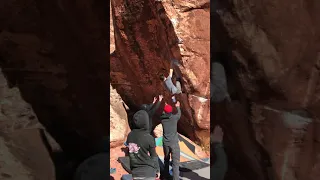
[118,156,131,174]
[156,134,196,153]
[158,157,210,171]
[155,137,163,146]
[179,160,210,171]
[119,156,210,174]
[178,142,200,160]
[178,135,196,153]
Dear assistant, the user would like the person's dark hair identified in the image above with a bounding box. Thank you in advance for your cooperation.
[140,104,150,111]
[159,74,165,81]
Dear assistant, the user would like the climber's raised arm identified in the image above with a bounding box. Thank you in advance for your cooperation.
[169,68,173,78]
[168,60,174,78]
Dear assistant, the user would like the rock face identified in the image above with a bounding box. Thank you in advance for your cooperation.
[110,84,130,148]
[0,70,55,179]
[110,0,210,147]
[213,0,320,180]
[0,0,109,168]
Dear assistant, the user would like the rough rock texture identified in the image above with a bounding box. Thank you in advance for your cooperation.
[110,0,210,148]
[0,70,56,179]
[0,0,109,161]
[0,0,109,178]
[110,84,130,148]
[213,0,320,180]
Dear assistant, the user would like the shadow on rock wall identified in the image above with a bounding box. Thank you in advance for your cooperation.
[0,0,109,179]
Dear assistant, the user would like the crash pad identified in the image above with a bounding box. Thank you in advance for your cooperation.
[119,156,210,174]
[178,134,196,153]
[178,142,201,160]
[155,137,163,146]
[156,134,196,154]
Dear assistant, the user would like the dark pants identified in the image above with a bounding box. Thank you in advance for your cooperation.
[175,81,182,94]
[163,143,180,180]
[132,166,156,179]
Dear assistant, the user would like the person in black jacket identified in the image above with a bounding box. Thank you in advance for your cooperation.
[211,125,228,180]
[126,110,160,179]
[140,95,163,134]
[160,101,181,180]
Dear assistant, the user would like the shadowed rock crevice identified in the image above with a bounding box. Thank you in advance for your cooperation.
[212,0,320,180]
[0,0,109,179]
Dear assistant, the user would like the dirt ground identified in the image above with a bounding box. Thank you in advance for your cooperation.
[110,145,128,179]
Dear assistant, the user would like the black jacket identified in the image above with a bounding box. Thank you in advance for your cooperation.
[126,110,160,175]
[211,142,228,180]
[160,107,181,146]
[140,101,161,133]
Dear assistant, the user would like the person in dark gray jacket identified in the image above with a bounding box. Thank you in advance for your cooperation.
[211,125,228,180]
[160,101,181,180]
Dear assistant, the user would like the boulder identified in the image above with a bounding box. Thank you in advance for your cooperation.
[110,0,210,147]
[110,84,130,148]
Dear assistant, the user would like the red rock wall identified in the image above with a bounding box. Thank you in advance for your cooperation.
[110,85,130,148]
[110,0,210,147]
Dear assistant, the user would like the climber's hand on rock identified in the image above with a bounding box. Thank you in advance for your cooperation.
[153,96,157,103]
[175,101,180,107]
[159,95,163,101]
[211,125,224,143]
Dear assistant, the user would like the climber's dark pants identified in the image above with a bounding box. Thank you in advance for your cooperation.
[175,81,182,94]
[163,143,180,180]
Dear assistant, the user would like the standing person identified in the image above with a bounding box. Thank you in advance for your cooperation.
[211,125,228,180]
[140,95,164,134]
[126,110,160,179]
[160,60,182,102]
[160,101,181,180]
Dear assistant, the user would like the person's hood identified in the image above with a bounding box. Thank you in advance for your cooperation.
[133,110,149,130]
[160,112,172,120]
[140,104,152,112]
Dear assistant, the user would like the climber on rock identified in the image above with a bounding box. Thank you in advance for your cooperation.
[160,101,181,180]
[125,110,161,179]
[160,60,183,102]
[211,125,228,180]
[140,94,164,134]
